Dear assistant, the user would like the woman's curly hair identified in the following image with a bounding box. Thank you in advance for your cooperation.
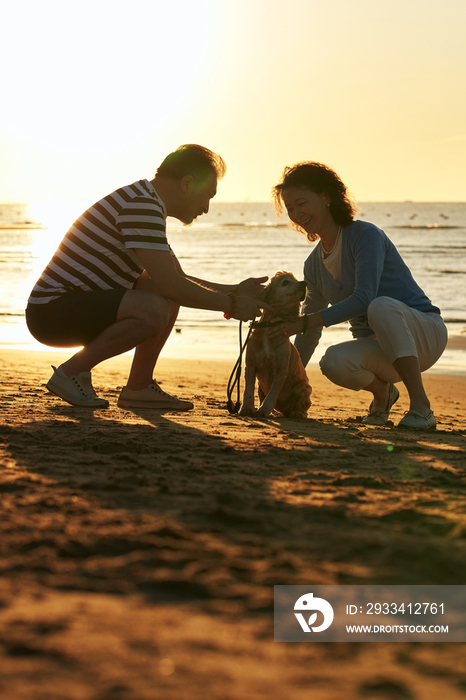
[272,162,357,241]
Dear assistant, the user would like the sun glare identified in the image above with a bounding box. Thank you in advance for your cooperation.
[26,200,89,276]
[27,200,89,231]
[1,1,465,202]
[0,1,219,201]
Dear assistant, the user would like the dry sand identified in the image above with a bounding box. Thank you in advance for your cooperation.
[0,347,465,700]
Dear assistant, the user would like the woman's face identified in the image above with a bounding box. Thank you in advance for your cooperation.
[282,186,332,237]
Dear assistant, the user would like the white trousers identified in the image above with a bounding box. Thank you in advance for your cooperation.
[319,297,448,390]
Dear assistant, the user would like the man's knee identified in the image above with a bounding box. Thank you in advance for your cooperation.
[120,291,171,335]
[142,296,171,334]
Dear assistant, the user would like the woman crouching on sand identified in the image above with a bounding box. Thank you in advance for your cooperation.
[269,162,447,430]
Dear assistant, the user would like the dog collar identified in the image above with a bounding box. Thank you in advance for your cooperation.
[250,319,285,329]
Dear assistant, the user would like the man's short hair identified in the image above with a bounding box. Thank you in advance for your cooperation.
[156,144,226,185]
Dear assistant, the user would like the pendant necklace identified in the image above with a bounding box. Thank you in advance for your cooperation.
[321,226,342,257]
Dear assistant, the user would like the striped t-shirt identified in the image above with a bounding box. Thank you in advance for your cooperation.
[28,179,170,305]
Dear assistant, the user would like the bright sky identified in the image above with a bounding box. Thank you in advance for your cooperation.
[1,0,465,203]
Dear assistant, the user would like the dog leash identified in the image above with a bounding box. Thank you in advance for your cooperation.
[226,321,253,414]
[226,318,286,414]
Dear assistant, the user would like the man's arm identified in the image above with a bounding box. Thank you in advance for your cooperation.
[134,248,271,320]
[173,257,268,298]
[186,275,268,298]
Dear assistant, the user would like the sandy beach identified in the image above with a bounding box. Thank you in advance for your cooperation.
[1,347,466,699]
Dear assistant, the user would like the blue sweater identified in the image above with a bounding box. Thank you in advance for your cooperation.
[294,220,440,366]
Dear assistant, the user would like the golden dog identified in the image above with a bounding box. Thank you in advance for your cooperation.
[238,271,312,419]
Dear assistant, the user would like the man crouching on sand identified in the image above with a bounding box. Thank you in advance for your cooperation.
[26,144,271,410]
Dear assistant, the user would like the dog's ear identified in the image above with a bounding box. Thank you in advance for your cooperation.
[259,271,282,303]
[259,281,274,303]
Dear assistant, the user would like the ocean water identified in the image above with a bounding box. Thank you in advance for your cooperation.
[1,200,465,373]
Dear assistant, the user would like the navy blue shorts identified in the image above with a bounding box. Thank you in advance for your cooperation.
[26,289,128,347]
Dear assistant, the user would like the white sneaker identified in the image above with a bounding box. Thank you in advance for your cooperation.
[117,382,194,411]
[362,384,400,426]
[46,365,109,408]
[398,410,436,430]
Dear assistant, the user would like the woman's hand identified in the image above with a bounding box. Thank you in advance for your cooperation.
[267,316,305,341]
[267,312,324,341]
[237,276,269,298]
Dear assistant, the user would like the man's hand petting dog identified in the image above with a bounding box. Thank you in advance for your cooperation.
[237,276,269,298]
[233,295,274,322]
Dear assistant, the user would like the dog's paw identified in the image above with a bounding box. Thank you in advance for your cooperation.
[285,411,308,419]
[254,407,273,419]
[238,405,254,416]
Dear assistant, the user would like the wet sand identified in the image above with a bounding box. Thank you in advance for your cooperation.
[0,348,465,699]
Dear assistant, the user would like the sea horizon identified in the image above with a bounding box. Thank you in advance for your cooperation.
[1,200,465,374]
